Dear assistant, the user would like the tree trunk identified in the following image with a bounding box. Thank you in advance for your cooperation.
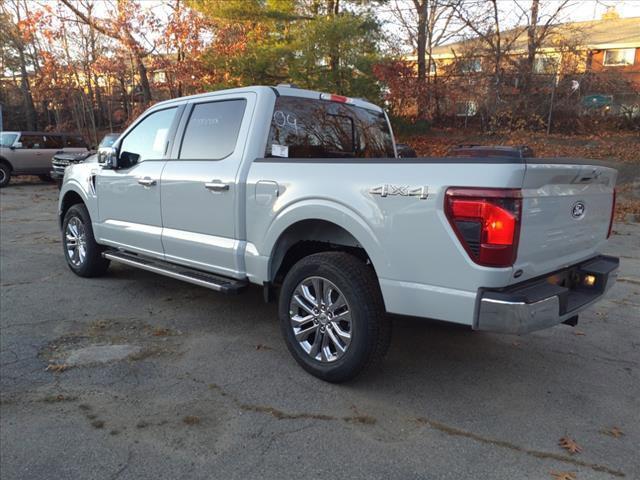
[133,53,153,104]
[12,2,37,130]
[524,0,540,95]
[16,47,37,130]
[414,0,428,119]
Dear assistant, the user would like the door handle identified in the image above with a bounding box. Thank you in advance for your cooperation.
[138,177,157,187]
[205,180,230,192]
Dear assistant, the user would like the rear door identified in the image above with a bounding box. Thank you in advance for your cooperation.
[95,105,182,257]
[513,161,617,282]
[160,93,254,277]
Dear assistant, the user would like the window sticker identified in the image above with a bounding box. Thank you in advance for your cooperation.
[152,128,168,152]
[271,144,289,158]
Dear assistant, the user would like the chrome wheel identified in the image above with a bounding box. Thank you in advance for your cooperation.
[0,169,6,184]
[289,276,352,363]
[65,216,87,267]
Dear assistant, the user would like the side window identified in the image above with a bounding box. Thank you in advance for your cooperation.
[44,135,63,149]
[64,135,87,148]
[19,135,46,149]
[179,99,247,160]
[119,107,177,165]
[265,97,394,158]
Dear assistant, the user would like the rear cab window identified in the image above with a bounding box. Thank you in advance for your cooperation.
[265,96,395,159]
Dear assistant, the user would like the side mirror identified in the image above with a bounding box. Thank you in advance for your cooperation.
[10,142,22,150]
[98,146,118,169]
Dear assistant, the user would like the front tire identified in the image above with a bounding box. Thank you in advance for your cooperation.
[62,204,110,277]
[279,252,391,382]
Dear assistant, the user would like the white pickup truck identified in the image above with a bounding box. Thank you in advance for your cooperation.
[58,85,619,382]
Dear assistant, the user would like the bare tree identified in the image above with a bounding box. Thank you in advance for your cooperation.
[60,0,156,105]
[1,0,38,130]
[390,0,462,118]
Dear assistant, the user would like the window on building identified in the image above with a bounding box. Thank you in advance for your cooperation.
[533,55,559,74]
[459,58,482,73]
[603,48,636,66]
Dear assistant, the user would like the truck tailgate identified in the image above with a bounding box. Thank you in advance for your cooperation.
[512,160,617,283]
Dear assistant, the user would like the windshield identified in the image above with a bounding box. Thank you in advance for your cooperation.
[99,134,119,148]
[0,133,18,147]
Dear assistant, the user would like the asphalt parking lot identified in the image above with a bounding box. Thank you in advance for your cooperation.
[1,180,638,480]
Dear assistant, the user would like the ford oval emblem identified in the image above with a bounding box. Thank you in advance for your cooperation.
[571,201,586,219]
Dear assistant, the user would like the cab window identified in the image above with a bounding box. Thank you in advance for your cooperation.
[19,135,46,149]
[119,107,177,166]
[265,96,394,158]
[44,135,63,149]
[179,99,247,160]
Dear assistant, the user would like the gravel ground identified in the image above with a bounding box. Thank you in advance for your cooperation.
[1,180,638,480]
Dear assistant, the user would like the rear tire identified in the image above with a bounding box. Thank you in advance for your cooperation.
[62,203,110,277]
[0,163,10,188]
[279,252,391,382]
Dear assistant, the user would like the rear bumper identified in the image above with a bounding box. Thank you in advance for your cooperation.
[475,255,619,334]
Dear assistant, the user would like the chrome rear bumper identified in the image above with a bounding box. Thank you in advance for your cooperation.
[475,255,619,335]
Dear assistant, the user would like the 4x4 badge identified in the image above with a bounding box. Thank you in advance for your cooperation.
[369,184,429,200]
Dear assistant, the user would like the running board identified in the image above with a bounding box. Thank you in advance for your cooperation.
[103,251,248,294]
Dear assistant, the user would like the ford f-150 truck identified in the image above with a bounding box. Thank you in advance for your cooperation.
[58,85,619,382]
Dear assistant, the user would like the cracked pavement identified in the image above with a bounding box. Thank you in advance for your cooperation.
[1,180,639,479]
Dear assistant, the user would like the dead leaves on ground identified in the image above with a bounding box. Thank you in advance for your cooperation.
[45,363,69,373]
[550,471,576,480]
[558,436,582,454]
[601,426,624,438]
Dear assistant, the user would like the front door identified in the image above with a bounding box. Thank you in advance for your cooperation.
[161,94,253,277]
[95,106,181,258]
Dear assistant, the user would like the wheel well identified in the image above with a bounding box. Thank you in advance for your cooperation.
[59,191,85,227]
[0,157,12,171]
[270,219,374,285]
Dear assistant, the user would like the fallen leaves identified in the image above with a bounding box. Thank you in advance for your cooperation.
[573,330,586,336]
[550,471,576,480]
[601,426,624,438]
[558,436,582,454]
[45,363,69,373]
[183,415,201,426]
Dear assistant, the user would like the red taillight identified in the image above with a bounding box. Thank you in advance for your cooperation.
[607,188,616,238]
[445,188,522,267]
[320,93,353,104]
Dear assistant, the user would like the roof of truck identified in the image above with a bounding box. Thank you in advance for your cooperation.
[151,85,384,113]
[2,131,83,136]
